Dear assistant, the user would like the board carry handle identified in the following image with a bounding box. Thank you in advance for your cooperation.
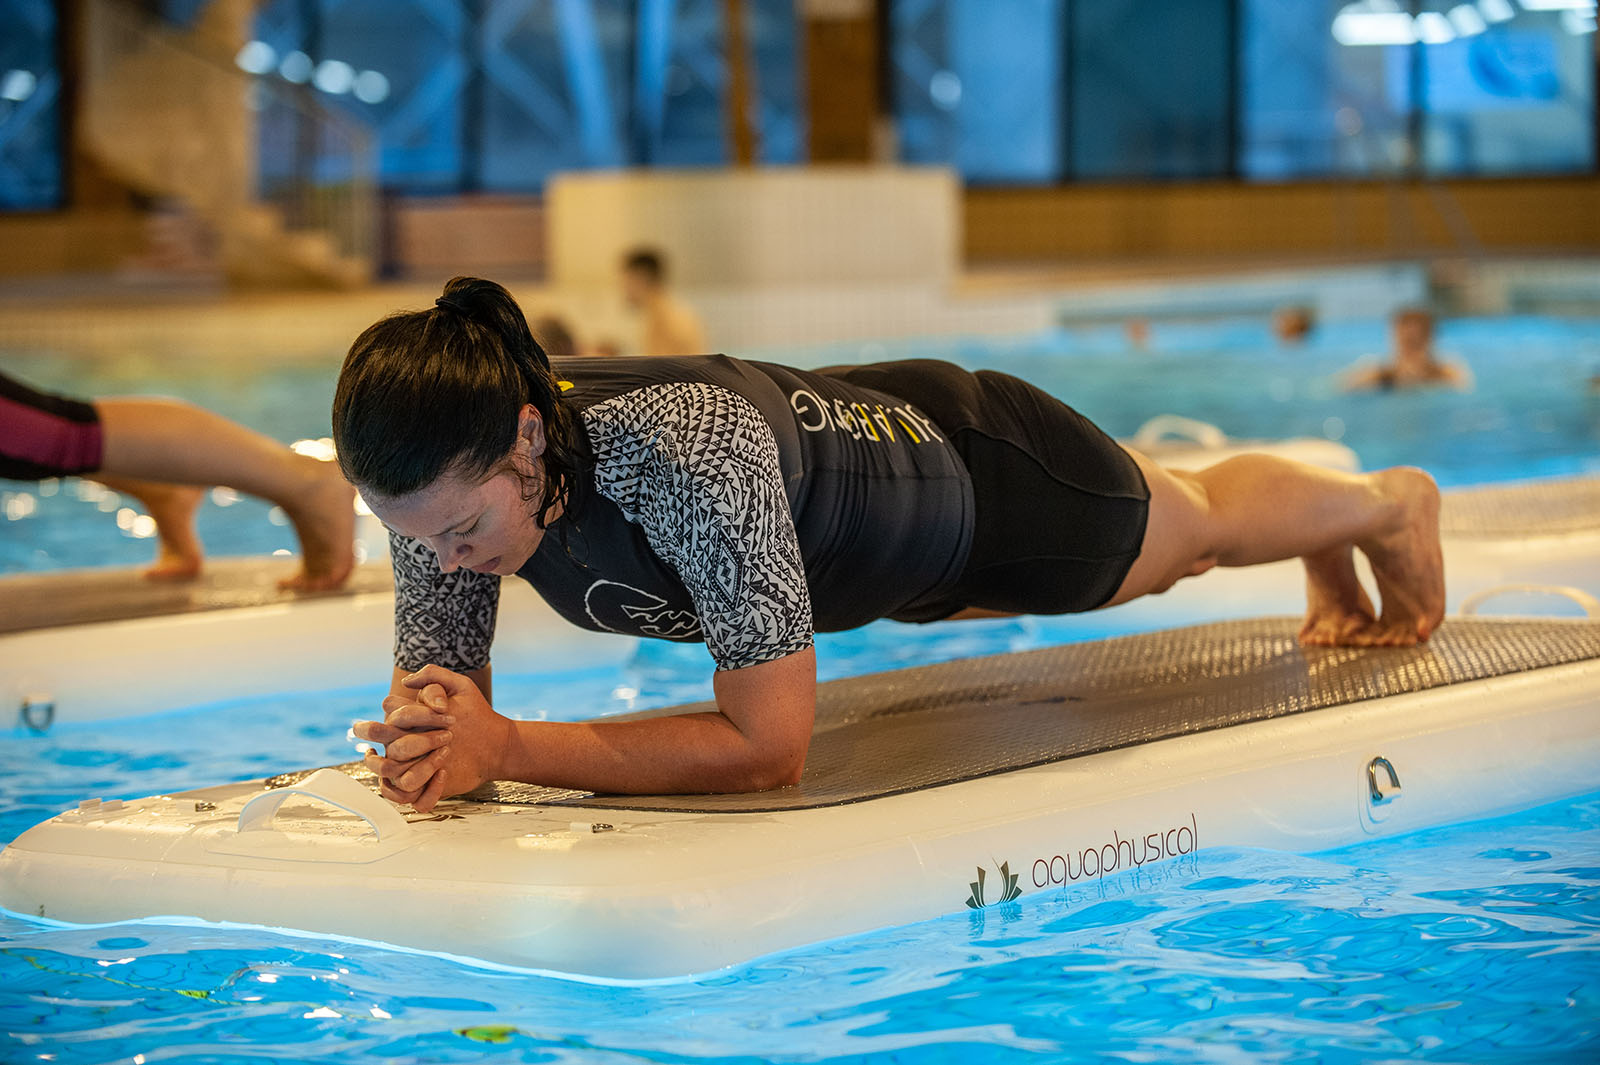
[1459,584,1600,619]
[237,767,411,842]
[1131,415,1229,452]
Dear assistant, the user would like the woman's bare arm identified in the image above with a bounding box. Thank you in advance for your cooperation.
[359,649,816,809]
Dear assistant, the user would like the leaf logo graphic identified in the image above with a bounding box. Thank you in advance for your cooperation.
[965,861,1022,909]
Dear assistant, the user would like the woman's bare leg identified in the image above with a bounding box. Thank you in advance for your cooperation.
[1109,451,1444,646]
[950,452,1445,647]
[93,398,355,590]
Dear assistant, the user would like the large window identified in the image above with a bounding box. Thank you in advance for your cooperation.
[892,0,1598,183]
[250,0,803,194]
[1070,0,1234,180]
[893,0,1067,182]
[1244,0,1596,179]
[0,0,63,210]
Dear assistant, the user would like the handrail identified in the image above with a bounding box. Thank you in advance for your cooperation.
[81,0,377,274]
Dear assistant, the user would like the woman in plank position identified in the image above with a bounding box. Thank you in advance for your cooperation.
[339,278,1444,810]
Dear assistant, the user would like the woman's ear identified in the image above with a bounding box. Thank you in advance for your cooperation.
[514,404,547,469]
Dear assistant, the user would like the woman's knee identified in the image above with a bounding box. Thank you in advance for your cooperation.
[1135,454,1217,547]
[1106,454,1220,603]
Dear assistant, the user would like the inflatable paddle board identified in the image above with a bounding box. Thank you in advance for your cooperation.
[3,616,1596,979]
[1124,415,1360,472]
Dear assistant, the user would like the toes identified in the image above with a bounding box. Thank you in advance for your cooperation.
[1374,619,1422,646]
[145,561,202,582]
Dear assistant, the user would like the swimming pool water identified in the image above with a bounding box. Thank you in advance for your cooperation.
[2,624,1599,1063]
[4,313,1599,573]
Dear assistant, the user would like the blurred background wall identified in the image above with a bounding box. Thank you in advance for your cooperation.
[0,0,1595,291]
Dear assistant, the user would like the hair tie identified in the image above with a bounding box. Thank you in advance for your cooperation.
[435,294,472,318]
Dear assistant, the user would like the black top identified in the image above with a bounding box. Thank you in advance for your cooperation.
[389,355,974,673]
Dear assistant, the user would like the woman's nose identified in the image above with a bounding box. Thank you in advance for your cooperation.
[433,539,470,573]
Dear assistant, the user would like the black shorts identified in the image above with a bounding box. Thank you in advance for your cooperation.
[829,360,1150,620]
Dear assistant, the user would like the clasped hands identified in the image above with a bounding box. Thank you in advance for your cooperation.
[351,665,512,812]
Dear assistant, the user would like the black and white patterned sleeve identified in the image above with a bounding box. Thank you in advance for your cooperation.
[388,528,501,673]
[584,383,814,671]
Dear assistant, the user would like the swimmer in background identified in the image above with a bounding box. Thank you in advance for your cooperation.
[0,369,355,588]
[621,247,708,357]
[532,316,579,359]
[1272,306,1316,346]
[535,314,617,359]
[1344,308,1473,392]
[1124,318,1151,352]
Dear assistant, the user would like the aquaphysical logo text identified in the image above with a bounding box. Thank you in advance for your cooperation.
[964,813,1200,907]
[1032,813,1199,888]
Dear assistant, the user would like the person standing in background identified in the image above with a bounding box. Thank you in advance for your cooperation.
[621,248,708,357]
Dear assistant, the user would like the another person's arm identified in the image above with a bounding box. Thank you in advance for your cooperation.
[1441,360,1475,391]
[1340,359,1383,392]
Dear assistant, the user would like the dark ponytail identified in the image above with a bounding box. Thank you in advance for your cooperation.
[332,276,580,527]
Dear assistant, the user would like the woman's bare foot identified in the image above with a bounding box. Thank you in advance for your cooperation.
[278,457,357,592]
[1351,466,1446,646]
[118,481,205,581]
[1299,544,1377,646]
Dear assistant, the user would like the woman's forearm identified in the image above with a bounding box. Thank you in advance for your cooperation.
[499,711,805,795]
[498,649,817,795]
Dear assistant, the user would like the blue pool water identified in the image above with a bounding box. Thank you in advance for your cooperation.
[4,313,1600,573]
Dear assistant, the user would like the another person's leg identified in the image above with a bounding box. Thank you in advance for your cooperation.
[93,475,206,580]
[2,374,204,581]
[1109,451,1444,646]
[94,398,355,590]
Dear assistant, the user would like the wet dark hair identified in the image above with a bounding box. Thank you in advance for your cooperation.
[622,247,666,284]
[332,276,580,527]
[1393,306,1436,339]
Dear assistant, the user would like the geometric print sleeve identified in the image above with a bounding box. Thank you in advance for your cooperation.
[581,383,815,672]
[388,526,501,673]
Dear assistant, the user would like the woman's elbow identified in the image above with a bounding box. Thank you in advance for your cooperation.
[768,753,806,790]
[734,743,807,792]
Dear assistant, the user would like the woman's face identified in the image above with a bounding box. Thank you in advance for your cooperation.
[364,406,551,577]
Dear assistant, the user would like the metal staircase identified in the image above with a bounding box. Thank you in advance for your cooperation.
[80,0,377,287]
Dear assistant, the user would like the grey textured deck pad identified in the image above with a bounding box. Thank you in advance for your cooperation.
[1440,476,1600,539]
[272,617,1600,814]
[0,559,393,634]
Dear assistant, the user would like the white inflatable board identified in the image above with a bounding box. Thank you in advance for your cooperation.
[3,617,1597,980]
[1125,415,1361,473]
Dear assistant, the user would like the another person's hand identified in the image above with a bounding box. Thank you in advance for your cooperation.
[352,665,513,812]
